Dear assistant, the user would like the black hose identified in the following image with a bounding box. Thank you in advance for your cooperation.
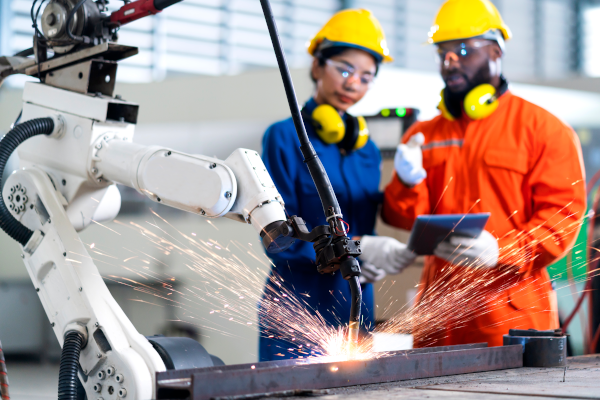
[259,0,342,218]
[260,0,362,335]
[0,118,54,246]
[58,331,85,400]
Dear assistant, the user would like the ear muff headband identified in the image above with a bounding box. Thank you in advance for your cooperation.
[303,104,369,152]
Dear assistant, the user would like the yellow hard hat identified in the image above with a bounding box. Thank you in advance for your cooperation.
[307,9,393,63]
[428,0,512,44]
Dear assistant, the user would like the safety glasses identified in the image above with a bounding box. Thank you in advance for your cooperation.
[435,40,493,65]
[326,59,375,86]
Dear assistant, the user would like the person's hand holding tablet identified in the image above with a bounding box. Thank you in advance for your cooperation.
[407,213,493,268]
[434,230,499,268]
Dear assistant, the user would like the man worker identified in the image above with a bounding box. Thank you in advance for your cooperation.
[382,0,586,347]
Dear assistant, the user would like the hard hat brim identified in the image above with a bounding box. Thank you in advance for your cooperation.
[312,39,394,63]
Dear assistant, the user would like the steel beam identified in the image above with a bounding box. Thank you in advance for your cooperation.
[156,344,523,399]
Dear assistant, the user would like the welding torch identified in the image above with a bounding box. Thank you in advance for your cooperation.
[258,0,363,348]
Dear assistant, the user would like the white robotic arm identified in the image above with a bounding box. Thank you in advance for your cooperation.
[17,82,286,235]
[1,81,289,399]
[0,1,359,397]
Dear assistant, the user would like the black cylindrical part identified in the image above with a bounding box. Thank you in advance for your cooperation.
[348,276,362,325]
[0,118,54,246]
[58,331,85,400]
[153,0,182,11]
[503,330,566,367]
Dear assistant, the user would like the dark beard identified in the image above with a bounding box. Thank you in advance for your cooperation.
[444,63,493,118]
[445,63,493,101]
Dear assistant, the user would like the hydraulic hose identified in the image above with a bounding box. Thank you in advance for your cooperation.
[0,339,9,400]
[58,331,85,400]
[0,117,54,246]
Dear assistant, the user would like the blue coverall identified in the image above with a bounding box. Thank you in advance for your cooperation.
[259,98,382,361]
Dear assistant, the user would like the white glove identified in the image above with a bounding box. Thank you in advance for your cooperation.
[359,263,387,284]
[434,230,499,268]
[360,235,417,275]
[394,132,427,187]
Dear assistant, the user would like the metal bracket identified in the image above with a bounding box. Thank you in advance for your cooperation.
[45,59,117,96]
[24,42,138,77]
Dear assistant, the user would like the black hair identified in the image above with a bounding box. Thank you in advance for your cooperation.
[310,46,380,83]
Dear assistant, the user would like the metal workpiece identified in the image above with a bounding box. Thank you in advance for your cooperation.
[503,328,567,367]
[155,344,523,400]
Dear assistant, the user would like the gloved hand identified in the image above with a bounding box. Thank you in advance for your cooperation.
[394,132,427,187]
[360,235,417,275]
[434,230,499,268]
[359,262,387,284]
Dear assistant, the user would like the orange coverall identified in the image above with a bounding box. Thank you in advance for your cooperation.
[383,91,586,347]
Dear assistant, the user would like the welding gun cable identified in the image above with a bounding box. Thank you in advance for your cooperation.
[259,0,342,219]
[260,0,363,346]
[0,118,54,246]
[0,339,8,400]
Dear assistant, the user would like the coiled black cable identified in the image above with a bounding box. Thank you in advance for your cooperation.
[58,331,85,400]
[0,117,54,246]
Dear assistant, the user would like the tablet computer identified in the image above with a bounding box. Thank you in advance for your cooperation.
[407,213,491,256]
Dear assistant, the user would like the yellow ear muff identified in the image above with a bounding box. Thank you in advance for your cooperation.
[438,90,456,121]
[312,104,345,144]
[353,116,369,150]
[463,84,499,120]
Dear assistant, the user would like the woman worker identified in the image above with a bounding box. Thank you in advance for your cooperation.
[259,9,416,361]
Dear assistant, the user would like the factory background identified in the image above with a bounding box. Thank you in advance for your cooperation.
[1,0,600,397]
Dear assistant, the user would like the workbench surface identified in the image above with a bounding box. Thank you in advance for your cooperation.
[283,355,600,400]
